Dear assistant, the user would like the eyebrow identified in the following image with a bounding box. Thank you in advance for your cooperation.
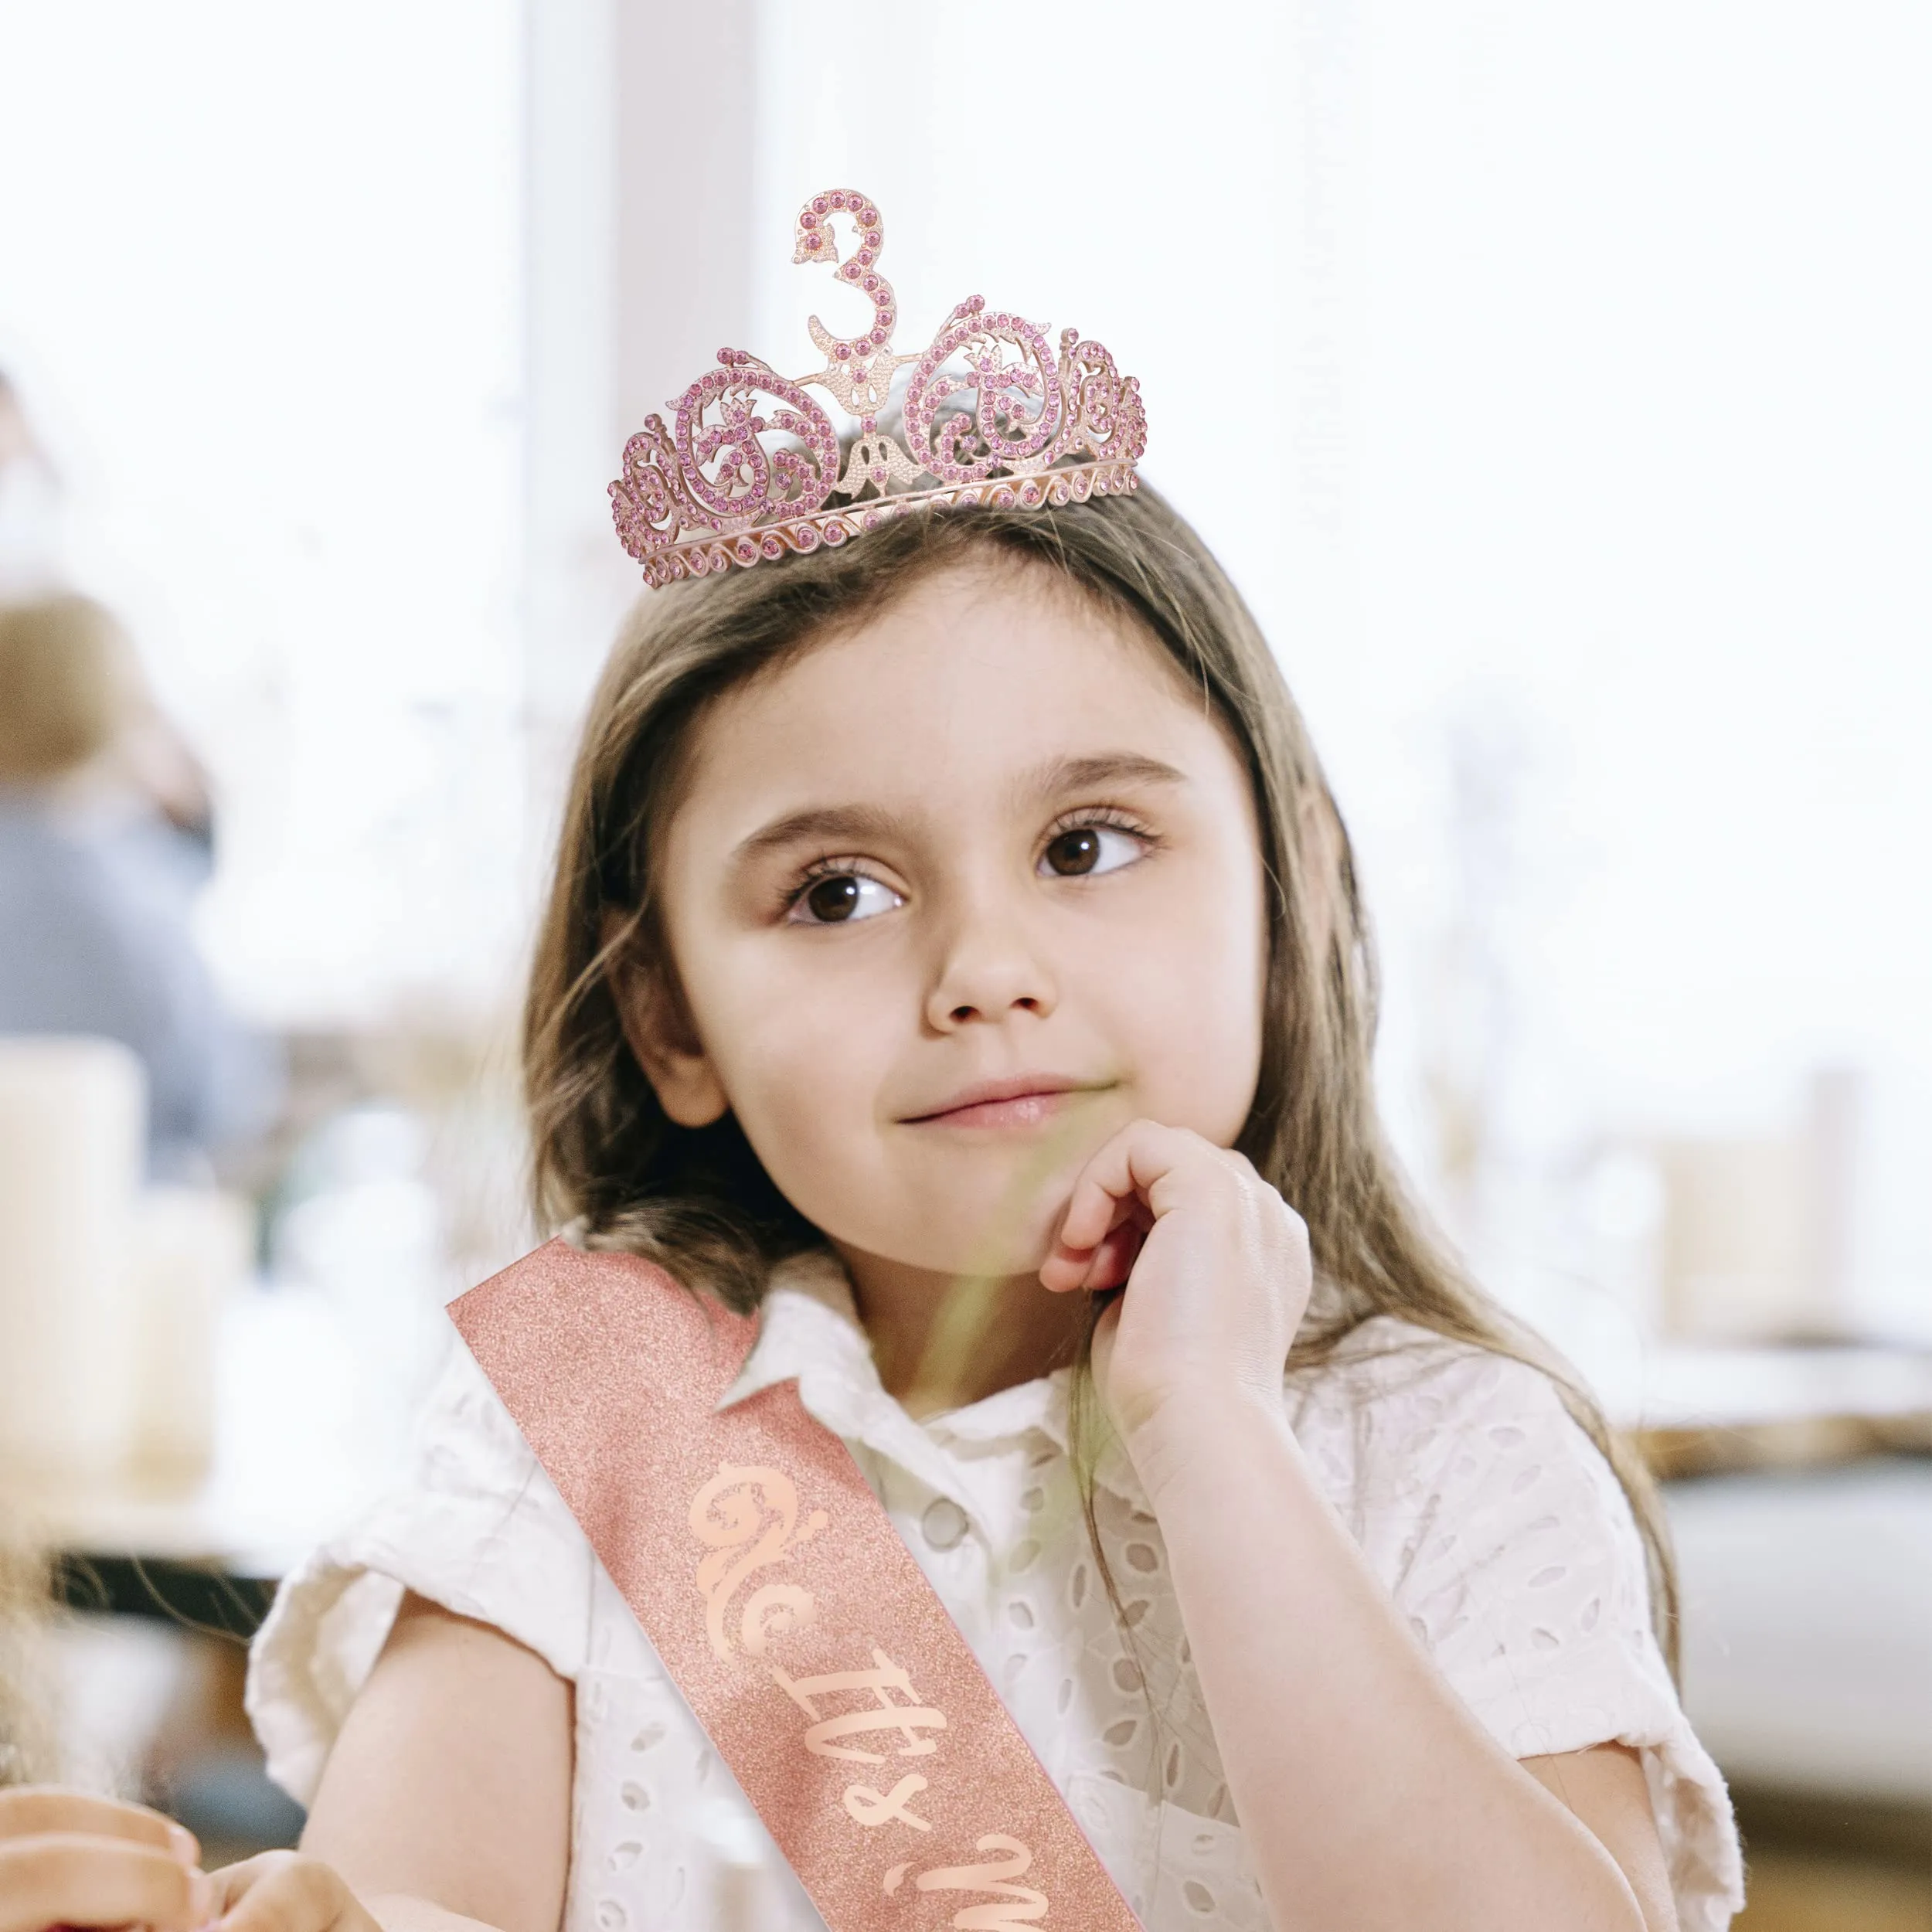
[730,802,906,866]
[727,753,1189,866]
[1019,752,1189,804]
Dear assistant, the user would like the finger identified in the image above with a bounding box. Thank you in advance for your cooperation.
[0,1787,197,1865]
[1044,1121,1211,1280]
[1042,1178,1151,1293]
[1079,1212,1150,1292]
[0,1835,211,1932]
[213,1851,359,1932]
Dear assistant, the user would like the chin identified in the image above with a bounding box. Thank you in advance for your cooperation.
[900,1205,1066,1283]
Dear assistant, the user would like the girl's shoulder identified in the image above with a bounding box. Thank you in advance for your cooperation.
[1284,1313,1578,1437]
[1281,1315,1629,1552]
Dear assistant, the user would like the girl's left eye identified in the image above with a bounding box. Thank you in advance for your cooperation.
[1039,823,1145,879]
[787,871,903,925]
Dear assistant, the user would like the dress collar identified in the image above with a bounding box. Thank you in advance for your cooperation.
[714,1249,1148,1525]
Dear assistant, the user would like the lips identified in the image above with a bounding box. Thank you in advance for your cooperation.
[900,1073,1106,1129]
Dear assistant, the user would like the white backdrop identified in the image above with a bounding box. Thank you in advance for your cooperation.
[0,0,525,1022]
[748,0,1931,1340]
[4,0,1925,1337]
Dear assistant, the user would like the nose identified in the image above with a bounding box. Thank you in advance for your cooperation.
[923,896,1058,1033]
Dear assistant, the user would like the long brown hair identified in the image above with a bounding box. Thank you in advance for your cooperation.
[523,483,1678,1665]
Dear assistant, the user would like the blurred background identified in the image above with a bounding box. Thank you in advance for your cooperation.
[0,2,1927,1927]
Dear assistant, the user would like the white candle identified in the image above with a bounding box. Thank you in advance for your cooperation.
[0,1036,145,1485]
[129,1185,253,1488]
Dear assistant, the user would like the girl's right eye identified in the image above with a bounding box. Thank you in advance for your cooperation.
[787,870,904,925]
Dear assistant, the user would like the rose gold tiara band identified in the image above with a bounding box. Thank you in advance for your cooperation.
[609,189,1147,587]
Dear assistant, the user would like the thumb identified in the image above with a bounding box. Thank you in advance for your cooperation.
[207,1851,383,1932]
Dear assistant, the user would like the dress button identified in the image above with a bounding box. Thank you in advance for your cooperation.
[920,1497,969,1551]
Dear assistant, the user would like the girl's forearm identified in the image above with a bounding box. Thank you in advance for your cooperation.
[1135,1395,1646,1932]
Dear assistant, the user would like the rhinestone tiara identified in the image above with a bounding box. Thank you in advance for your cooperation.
[609,188,1147,587]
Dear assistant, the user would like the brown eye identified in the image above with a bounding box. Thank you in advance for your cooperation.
[789,871,903,925]
[1045,828,1102,876]
[804,876,862,921]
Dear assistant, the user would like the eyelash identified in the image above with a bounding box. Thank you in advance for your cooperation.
[1045,805,1158,862]
[786,853,890,901]
[777,805,1158,916]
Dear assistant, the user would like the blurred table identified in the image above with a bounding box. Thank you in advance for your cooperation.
[42,1487,293,1637]
[22,1282,421,1636]
[29,1329,1932,1631]
[1628,1342,1932,1480]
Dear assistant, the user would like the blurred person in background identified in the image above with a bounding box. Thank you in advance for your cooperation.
[0,590,276,1176]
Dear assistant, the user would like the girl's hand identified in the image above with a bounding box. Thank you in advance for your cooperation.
[206,1852,386,1932]
[0,1787,211,1932]
[1040,1121,1312,1495]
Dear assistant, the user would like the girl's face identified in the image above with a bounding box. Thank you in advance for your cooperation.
[641,559,1269,1282]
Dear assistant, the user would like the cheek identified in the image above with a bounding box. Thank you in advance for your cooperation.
[682,943,902,1199]
[1095,848,1267,1135]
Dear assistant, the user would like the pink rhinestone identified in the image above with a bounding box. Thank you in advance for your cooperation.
[863,274,879,291]
[857,250,873,266]
[835,344,852,361]
[800,211,818,229]
[761,535,783,557]
[830,190,847,208]
[825,522,845,545]
[811,196,828,213]
[865,230,880,247]
[804,233,821,250]
[862,208,878,224]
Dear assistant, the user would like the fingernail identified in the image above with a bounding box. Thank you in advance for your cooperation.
[169,1821,200,1862]
[189,1869,215,1921]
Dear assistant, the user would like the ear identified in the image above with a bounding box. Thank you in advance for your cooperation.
[602,911,730,1129]
[1296,788,1345,968]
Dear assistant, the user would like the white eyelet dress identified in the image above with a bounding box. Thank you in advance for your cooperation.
[247,1252,1743,1930]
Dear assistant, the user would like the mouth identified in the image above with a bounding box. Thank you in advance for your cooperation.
[900,1073,1114,1131]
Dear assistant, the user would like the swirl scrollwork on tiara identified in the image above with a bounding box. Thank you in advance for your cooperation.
[611,189,1147,587]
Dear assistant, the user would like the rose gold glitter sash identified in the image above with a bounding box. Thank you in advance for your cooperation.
[450,1239,1143,1932]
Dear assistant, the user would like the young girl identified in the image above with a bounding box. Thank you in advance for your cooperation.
[226,247,1742,1926]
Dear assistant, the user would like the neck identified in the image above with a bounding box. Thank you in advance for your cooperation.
[834,1245,1091,1419]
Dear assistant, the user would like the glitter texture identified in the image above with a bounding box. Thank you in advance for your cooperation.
[451,1240,1145,1931]
[607,189,1147,587]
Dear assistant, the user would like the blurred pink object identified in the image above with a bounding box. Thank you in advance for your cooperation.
[610,189,1147,587]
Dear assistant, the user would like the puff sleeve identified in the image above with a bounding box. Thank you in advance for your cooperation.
[1324,1338,1744,1931]
[246,1339,597,1806]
